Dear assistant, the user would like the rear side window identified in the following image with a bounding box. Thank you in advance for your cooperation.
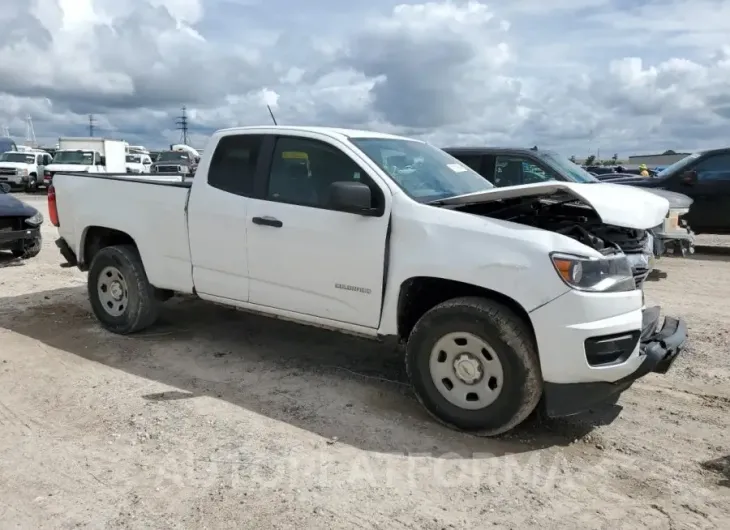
[452,154,483,174]
[208,134,263,196]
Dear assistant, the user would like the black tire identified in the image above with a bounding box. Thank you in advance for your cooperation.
[87,245,160,334]
[12,238,41,259]
[25,174,38,193]
[405,296,542,436]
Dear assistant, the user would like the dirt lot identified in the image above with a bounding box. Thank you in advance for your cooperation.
[1,193,729,529]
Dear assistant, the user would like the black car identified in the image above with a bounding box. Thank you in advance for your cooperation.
[0,183,43,259]
[603,149,730,235]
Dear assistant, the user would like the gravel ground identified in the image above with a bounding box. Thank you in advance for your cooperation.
[1,193,729,529]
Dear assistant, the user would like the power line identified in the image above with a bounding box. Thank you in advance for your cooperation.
[176,105,189,145]
[89,114,95,136]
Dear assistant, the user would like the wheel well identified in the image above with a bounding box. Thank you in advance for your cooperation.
[82,226,136,270]
[396,277,534,341]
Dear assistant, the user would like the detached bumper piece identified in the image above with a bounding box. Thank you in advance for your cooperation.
[543,306,687,417]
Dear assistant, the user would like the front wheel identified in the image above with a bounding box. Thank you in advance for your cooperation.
[87,245,160,334]
[25,174,38,193]
[405,297,542,436]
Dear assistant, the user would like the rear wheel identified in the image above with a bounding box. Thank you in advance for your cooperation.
[87,245,160,334]
[405,297,542,436]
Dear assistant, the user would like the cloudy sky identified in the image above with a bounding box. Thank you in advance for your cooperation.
[1,0,729,157]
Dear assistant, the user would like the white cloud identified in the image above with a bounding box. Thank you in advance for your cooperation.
[0,0,728,157]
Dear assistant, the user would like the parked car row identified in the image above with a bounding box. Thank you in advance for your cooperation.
[47,125,687,437]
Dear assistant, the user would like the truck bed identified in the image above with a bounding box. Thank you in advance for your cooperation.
[53,172,195,293]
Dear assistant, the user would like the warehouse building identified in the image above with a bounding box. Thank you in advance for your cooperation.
[628,151,690,167]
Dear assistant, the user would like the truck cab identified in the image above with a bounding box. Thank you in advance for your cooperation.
[0,150,52,191]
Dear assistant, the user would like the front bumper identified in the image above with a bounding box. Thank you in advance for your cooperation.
[542,306,687,417]
[0,175,27,185]
[0,226,41,248]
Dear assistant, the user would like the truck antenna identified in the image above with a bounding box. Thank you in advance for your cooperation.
[267,105,278,126]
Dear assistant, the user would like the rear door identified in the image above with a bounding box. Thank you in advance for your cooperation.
[245,133,391,328]
[187,134,266,301]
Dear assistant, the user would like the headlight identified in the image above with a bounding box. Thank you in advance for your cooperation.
[25,212,44,226]
[179,165,189,173]
[18,168,29,176]
[551,253,635,292]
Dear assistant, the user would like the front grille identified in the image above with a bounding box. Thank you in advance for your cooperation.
[633,266,650,288]
[155,165,180,173]
[0,168,17,176]
[0,217,23,232]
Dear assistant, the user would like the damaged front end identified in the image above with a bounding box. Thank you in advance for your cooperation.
[456,197,657,288]
[542,305,688,417]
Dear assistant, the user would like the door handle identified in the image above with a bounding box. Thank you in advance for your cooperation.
[252,216,283,228]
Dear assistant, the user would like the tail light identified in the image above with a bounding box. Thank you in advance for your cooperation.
[44,169,52,181]
[48,185,59,227]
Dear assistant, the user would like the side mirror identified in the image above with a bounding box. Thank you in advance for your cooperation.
[0,183,10,193]
[99,156,106,166]
[681,170,697,185]
[328,181,374,214]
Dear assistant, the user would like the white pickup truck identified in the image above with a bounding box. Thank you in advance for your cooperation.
[48,126,687,435]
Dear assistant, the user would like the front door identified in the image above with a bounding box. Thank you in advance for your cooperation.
[246,134,391,328]
[675,153,730,232]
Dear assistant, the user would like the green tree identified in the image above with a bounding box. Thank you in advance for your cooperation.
[612,153,618,163]
[569,155,577,163]
[585,154,596,166]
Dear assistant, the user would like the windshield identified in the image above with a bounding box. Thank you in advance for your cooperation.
[538,152,599,183]
[656,152,702,178]
[0,153,35,163]
[350,138,493,202]
[126,155,141,163]
[52,150,94,164]
[157,151,189,162]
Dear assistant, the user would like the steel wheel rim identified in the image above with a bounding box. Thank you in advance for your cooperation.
[429,331,504,410]
[97,265,129,317]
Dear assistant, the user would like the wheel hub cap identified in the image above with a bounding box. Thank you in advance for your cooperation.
[428,332,505,410]
[453,353,483,384]
[109,281,124,300]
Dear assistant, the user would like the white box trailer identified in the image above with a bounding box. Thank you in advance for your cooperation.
[57,137,127,173]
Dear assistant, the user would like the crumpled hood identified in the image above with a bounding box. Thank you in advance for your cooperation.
[641,188,693,210]
[433,181,670,230]
[0,192,37,217]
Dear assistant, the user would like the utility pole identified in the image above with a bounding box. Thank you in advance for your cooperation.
[89,114,95,136]
[176,105,189,145]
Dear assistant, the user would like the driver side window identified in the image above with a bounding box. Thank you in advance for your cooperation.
[266,137,383,211]
[695,154,730,181]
